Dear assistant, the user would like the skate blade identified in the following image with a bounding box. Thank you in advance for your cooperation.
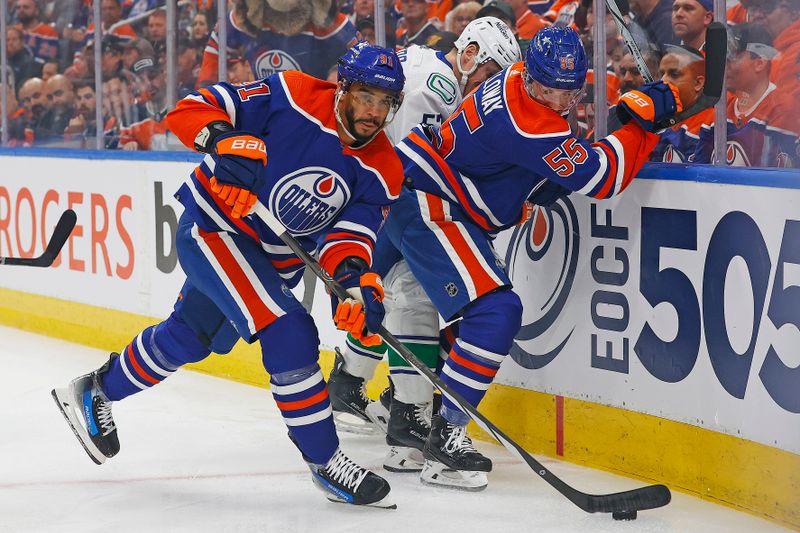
[325,493,397,509]
[420,460,488,492]
[364,401,389,434]
[333,411,381,436]
[383,446,424,473]
[51,388,106,465]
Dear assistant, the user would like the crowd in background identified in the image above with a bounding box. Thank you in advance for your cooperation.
[1,0,798,166]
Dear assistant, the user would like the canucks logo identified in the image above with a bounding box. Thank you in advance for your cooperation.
[504,198,579,369]
[269,167,351,236]
[254,49,301,78]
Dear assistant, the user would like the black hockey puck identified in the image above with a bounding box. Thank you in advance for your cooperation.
[612,510,638,520]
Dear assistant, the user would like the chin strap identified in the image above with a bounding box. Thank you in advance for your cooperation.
[455,49,478,93]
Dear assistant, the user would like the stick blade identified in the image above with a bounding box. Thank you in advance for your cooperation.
[585,484,672,514]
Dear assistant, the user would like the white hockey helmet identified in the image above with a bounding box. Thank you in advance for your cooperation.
[455,16,521,68]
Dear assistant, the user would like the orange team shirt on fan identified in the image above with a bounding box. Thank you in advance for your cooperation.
[692,84,786,166]
[516,9,549,40]
[726,3,748,24]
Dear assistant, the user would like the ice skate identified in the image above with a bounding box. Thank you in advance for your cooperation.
[420,414,491,491]
[308,448,396,508]
[328,348,379,435]
[383,399,432,472]
[51,357,119,465]
[364,385,391,434]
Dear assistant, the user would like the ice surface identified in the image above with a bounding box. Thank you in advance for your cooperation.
[0,326,790,533]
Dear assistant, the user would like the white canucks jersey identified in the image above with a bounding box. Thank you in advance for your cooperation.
[384,45,462,145]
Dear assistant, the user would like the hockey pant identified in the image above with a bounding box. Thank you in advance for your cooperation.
[98,216,339,464]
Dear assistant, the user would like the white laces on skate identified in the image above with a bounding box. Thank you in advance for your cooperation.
[325,449,368,490]
[415,402,433,428]
[96,401,116,436]
[443,423,478,455]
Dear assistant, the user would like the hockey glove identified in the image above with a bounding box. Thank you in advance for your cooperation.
[331,266,385,347]
[616,81,683,133]
[210,131,268,218]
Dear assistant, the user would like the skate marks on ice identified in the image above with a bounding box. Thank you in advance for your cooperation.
[0,326,789,533]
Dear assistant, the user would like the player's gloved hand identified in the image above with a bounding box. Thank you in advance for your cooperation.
[528,180,571,207]
[616,81,683,133]
[210,131,267,218]
[331,269,385,347]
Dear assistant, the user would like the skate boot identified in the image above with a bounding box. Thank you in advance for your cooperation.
[328,348,379,435]
[383,399,432,472]
[51,357,119,465]
[421,414,492,491]
[364,384,391,434]
[308,447,395,508]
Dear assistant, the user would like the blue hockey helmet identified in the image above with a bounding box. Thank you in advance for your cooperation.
[337,41,405,96]
[524,26,587,90]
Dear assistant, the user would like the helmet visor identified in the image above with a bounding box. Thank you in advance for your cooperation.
[524,76,584,113]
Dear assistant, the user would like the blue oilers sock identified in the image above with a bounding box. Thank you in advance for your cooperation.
[271,364,338,465]
[439,339,505,425]
[101,313,211,401]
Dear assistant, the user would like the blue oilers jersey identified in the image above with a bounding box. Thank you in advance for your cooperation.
[395,62,659,233]
[198,12,357,85]
[167,71,404,281]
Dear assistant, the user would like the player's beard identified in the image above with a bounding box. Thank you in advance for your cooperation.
[344,105,383,144]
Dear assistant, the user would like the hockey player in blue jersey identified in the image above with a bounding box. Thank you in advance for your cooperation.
[52,42,406,508]
[375,26,682,490]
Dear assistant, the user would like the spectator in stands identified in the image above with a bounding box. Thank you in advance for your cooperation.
[616,49,661,94]
[350,0,374,24]
[190,11,211,48]
[728,0,756,24]
[476,1,517,35]
[7,26,43,90]
[14,0,60,62]
[750,0,800,165]
[102,73,133,128]
[122,37,156,72]
[651,45,712,162]
[64,79,95,136]
[446,1,482,34]
[225,50,255,84]
[87,0,138,41]
[177,38,200,97]
[672,0,713,50]
[507,0,547,39]
[100,36,125,79]
[41,61,57,81]
[629,0,678,46]
[37,73,75,143]
[147,8,167,56]
[693,23,783,165]
[131,56,166,118]
[397,0,441,48]
[3,81,28,146]
[18,77,47,125]
[356,16,377,43]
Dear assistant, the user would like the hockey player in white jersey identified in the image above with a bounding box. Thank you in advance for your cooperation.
[327,17,521,473]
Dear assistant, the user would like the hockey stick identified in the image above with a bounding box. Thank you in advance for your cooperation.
[0,209,77,267]
[604,0,727,128]
[253,202,671,516]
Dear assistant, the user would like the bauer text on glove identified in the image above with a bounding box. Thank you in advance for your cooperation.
[210,131,267,218]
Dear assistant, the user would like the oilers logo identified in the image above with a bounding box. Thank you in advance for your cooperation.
[254,50,301,78]
[269,167,350,236]
[725,141,752,167]
[504,197,579,369]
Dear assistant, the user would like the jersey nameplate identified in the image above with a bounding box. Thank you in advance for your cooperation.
[481,75,504,115]
[427,73,457,105]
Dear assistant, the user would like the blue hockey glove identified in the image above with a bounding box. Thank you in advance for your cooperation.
[616,81,683,133]
[331,260,385,347]
[209,131,267,218]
